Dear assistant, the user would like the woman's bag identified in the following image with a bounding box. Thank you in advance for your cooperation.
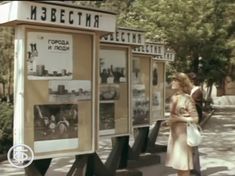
[187,122,202,146]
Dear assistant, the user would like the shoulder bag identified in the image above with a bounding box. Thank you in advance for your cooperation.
[187,122,202,147]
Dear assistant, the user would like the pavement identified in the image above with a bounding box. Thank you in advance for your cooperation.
[1,108,235,176]
[138,108,235,176]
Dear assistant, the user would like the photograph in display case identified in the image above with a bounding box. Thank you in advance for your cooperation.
[99,102,115,134]
[49,80,91,103]
[132,84,150,125]
[152,62,159,86]
[152,91,161,109]
[100,49,127,84]
[27,32,73,80]
[132,57,142,84]
[100,84,120,100]
[34,104,78,153]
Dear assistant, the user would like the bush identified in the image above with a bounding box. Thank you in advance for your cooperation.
[0,102,13,154]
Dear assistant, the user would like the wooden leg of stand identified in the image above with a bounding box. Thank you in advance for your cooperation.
[129,127,149,160]
[147,120,167,153]
[147,121,162,149]
[86,153,112,176]
[25,158,52,176]
[118,136,129,169]
[67,155,88,176]
[105,136,129,170]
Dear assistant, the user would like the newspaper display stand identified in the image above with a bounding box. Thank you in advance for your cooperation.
[131,42,175,157]
[99,27,145,137]
[0,0,116,169]
[132,42,168,124]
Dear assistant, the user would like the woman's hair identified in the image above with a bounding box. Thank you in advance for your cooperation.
[171,72,193,94]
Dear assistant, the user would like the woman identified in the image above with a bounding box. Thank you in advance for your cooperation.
[165,72,199,176]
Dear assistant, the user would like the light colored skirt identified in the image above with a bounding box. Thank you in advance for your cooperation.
[165,122,193,170]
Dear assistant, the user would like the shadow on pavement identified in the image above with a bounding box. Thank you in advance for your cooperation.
[202,166,228,176]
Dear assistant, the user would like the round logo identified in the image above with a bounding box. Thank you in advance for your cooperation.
[7,144,34,168]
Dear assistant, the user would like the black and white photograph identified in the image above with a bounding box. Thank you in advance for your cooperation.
[100,85,120,100]
[152,91,161,109]
[132,84,150,125]
[132,57,142,84]
[49,80,91,103]
[33,104,79,153]
[27,32,73,80]
[100,49,127,84]
[99,102,115,134]
[152,62,159,86]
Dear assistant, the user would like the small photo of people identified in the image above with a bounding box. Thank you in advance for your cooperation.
[152,63,159,86]
[100,49,127,84]
[152,91,161,108]
[34,104,78,141]
[132,57,142,84]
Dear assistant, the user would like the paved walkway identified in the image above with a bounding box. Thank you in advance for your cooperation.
[139,108,235,176]
[1,108,235,176]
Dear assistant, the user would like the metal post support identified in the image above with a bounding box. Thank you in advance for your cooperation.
[128,127,149,160]
[85,136,131,176]
[109,136,129,169]
[105,136,129,172]
[147,120,167,153]
[67,155,88,176]
[25,158,52,176]
[85,153,112,176]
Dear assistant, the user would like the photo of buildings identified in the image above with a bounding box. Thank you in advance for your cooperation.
[49,80,91,103]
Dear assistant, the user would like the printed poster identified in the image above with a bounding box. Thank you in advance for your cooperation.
[27,32,73,80]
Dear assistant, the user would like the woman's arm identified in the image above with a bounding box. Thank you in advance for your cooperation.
[168,96,199,124]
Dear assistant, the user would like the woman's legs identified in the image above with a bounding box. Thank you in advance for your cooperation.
[177,170,190,176]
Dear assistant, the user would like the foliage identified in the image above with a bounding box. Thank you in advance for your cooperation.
[118,0,235,86]
[0,27,14,97]
[0,102,13,154]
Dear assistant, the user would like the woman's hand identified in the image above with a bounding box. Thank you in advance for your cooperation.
[162,117,178,126]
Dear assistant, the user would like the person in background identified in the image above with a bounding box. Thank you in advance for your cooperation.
[165,72,199,176]
[188,72,203,176]
[187,72,203,124]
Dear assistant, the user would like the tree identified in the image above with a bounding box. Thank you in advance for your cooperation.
[118,0,234,98]
[0,27,14,99]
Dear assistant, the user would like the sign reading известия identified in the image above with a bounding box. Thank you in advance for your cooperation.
[0,1,116,32]
[100,28,145,46]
